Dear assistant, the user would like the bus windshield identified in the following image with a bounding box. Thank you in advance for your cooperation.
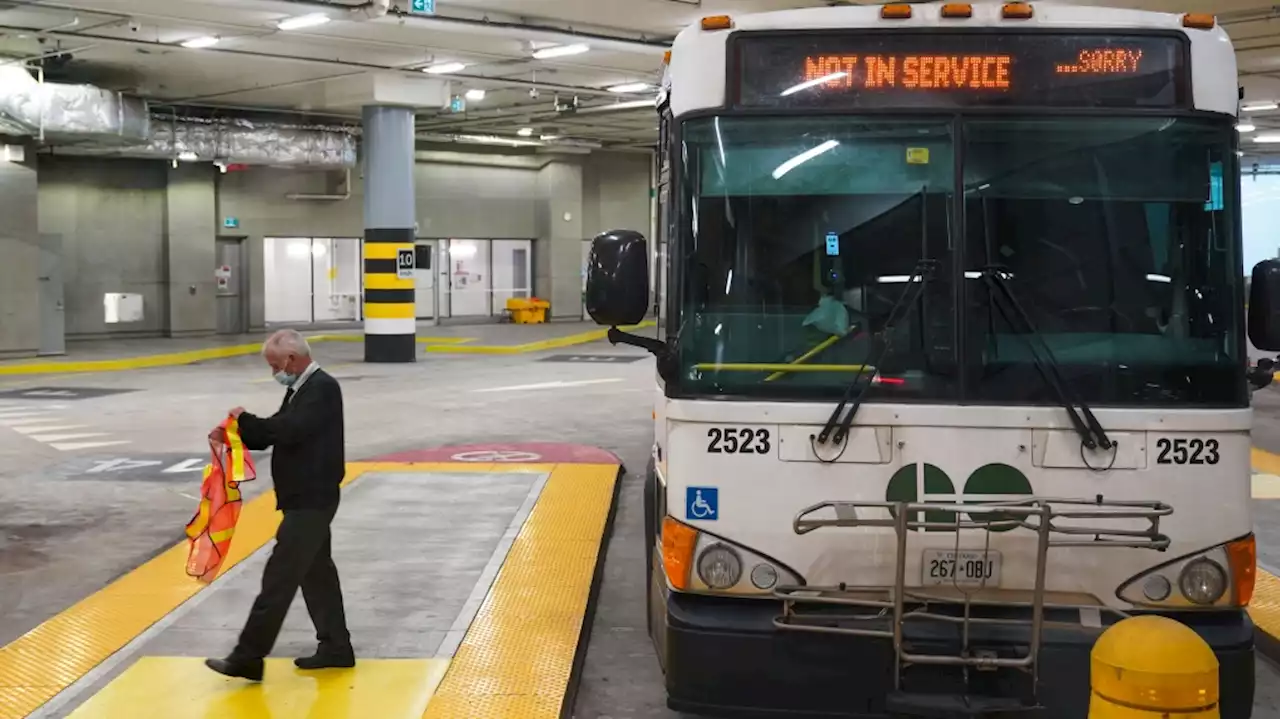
[673,115,1244,407]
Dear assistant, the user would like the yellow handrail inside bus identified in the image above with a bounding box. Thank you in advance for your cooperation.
[695,363,875,373]
[764,334,843,382]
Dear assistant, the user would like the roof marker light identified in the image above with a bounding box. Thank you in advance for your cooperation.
[701,15,732,31]
[1182,13,1216,30]
[881,4,912,19]
[941,4,973,18]
[663,50,672,65]
[1002,2,1033,19]
[277,13,331,31]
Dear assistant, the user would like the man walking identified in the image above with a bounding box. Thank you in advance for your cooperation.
[206,329,353,680]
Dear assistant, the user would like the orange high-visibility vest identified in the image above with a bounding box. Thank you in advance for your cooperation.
[185,417,257,583]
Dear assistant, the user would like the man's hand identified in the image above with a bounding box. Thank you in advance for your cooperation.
[229,407,245,419]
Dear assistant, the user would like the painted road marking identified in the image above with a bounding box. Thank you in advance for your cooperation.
[12,424,87,435]
[1257,473,1280,500]
[450,450,543,463]
[51,440,133,451]
[472,378,624,393]
[28,432,111,442]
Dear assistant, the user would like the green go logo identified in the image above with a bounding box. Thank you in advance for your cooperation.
[884,463,1034,532]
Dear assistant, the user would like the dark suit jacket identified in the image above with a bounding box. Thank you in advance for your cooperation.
[238,367,345,511]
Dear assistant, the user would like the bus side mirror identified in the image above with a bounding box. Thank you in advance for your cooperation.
[586,229,649,326]
[1249,259,1280,351]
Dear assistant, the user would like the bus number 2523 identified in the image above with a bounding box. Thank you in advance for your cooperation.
[707,427,771,454]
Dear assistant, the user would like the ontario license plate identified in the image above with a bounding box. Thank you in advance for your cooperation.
[921,550,1002,587]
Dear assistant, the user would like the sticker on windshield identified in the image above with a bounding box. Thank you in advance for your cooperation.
[825,232,840,256]
[906,147,930,165]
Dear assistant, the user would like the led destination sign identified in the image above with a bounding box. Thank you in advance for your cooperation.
[736,34,1185,109]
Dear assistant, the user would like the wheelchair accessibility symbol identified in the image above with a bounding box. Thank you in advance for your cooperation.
[686,486,718,521]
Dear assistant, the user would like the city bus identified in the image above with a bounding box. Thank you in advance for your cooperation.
[584,3,1280,718]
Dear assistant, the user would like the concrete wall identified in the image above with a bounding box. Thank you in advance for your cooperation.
[38,157,169,339]
[9,147,653,355]
[0,139,40,357]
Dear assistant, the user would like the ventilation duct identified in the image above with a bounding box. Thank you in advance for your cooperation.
[0,65,149,144]
[143,115,357,167]
[0,66,356,166]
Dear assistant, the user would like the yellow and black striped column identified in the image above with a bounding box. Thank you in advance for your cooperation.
[362,105,416,363]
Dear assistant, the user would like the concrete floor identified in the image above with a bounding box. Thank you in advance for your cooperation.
[2,328,1280,717]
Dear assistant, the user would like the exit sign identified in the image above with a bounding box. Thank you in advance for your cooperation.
[411,0,435,14]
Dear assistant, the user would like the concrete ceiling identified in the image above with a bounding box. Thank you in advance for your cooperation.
[0,1,1278,154]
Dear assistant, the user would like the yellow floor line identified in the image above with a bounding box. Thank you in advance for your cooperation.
[1251,570,1280,641]
[0,322,653,375]
[423,321,656,355]
[422,462,619,718]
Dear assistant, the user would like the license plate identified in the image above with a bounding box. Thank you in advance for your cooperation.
[921,550,1002,587]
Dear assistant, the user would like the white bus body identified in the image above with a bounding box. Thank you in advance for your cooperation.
[587,4,1265,718]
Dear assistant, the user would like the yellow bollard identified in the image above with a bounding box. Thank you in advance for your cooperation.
[1089,615,1219,718]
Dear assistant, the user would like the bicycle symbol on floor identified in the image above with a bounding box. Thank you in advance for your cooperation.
[686,486,718,521]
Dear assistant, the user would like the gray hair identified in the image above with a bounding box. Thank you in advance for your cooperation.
[262,329,312,358]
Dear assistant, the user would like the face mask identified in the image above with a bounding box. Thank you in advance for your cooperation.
[274,370,298,386]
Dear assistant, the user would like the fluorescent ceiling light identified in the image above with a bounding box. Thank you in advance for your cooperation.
[424,62,467,75]
[608,82,650,93]
[781,72,847,97]
[876,275,921,284]
[533,43,590,59]
[1238,122,1257,133]
[604,99,655,111]
[540,134,559,141]
[465,88,485,101]
[456,134,544,147]
[772,139,839,179]
[1255,134,1280,143]
[277,13,331,30]
[518,127,534,137]
[1243,101,1279,112]
[177,151,198,162]
[180,36,219,49]
[1146,274,1172,283]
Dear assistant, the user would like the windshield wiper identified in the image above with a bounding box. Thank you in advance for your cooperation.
[815,259,938,449]
[979,266,1113,451]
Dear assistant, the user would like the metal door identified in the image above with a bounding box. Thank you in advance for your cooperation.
[38,233,65,356]
[215,237,246,335]
[414,240,436,319]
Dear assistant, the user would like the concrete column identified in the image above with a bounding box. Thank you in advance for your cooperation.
[362,105,416,362]
[165,163,218,337]
[0,140,40,358]
[535,161,585,319]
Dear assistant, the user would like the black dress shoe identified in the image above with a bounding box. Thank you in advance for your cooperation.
[294,647,356,670]
[205,656,264,681]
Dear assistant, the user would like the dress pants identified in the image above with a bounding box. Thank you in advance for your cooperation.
[233,505,351,659]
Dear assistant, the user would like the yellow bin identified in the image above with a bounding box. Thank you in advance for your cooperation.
[1089,615,1219,718]
[506,298,549,324]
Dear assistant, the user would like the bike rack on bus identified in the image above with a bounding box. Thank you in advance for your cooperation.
[772,497,1172,712]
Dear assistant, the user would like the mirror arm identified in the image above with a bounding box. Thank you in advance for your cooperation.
[607,327,677,381]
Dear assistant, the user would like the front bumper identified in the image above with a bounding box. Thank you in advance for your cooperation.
[659,589,1256,718]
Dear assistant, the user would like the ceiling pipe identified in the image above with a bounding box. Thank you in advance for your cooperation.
[275,0,669,55]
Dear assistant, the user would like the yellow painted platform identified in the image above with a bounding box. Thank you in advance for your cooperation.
[0,458,619,719]
[67,657,449,719]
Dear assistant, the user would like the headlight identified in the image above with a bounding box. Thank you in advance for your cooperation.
[1179,559,1227,605]
[1116,535,1254,609]
[697,544,743,589]
[660,516,803,596]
